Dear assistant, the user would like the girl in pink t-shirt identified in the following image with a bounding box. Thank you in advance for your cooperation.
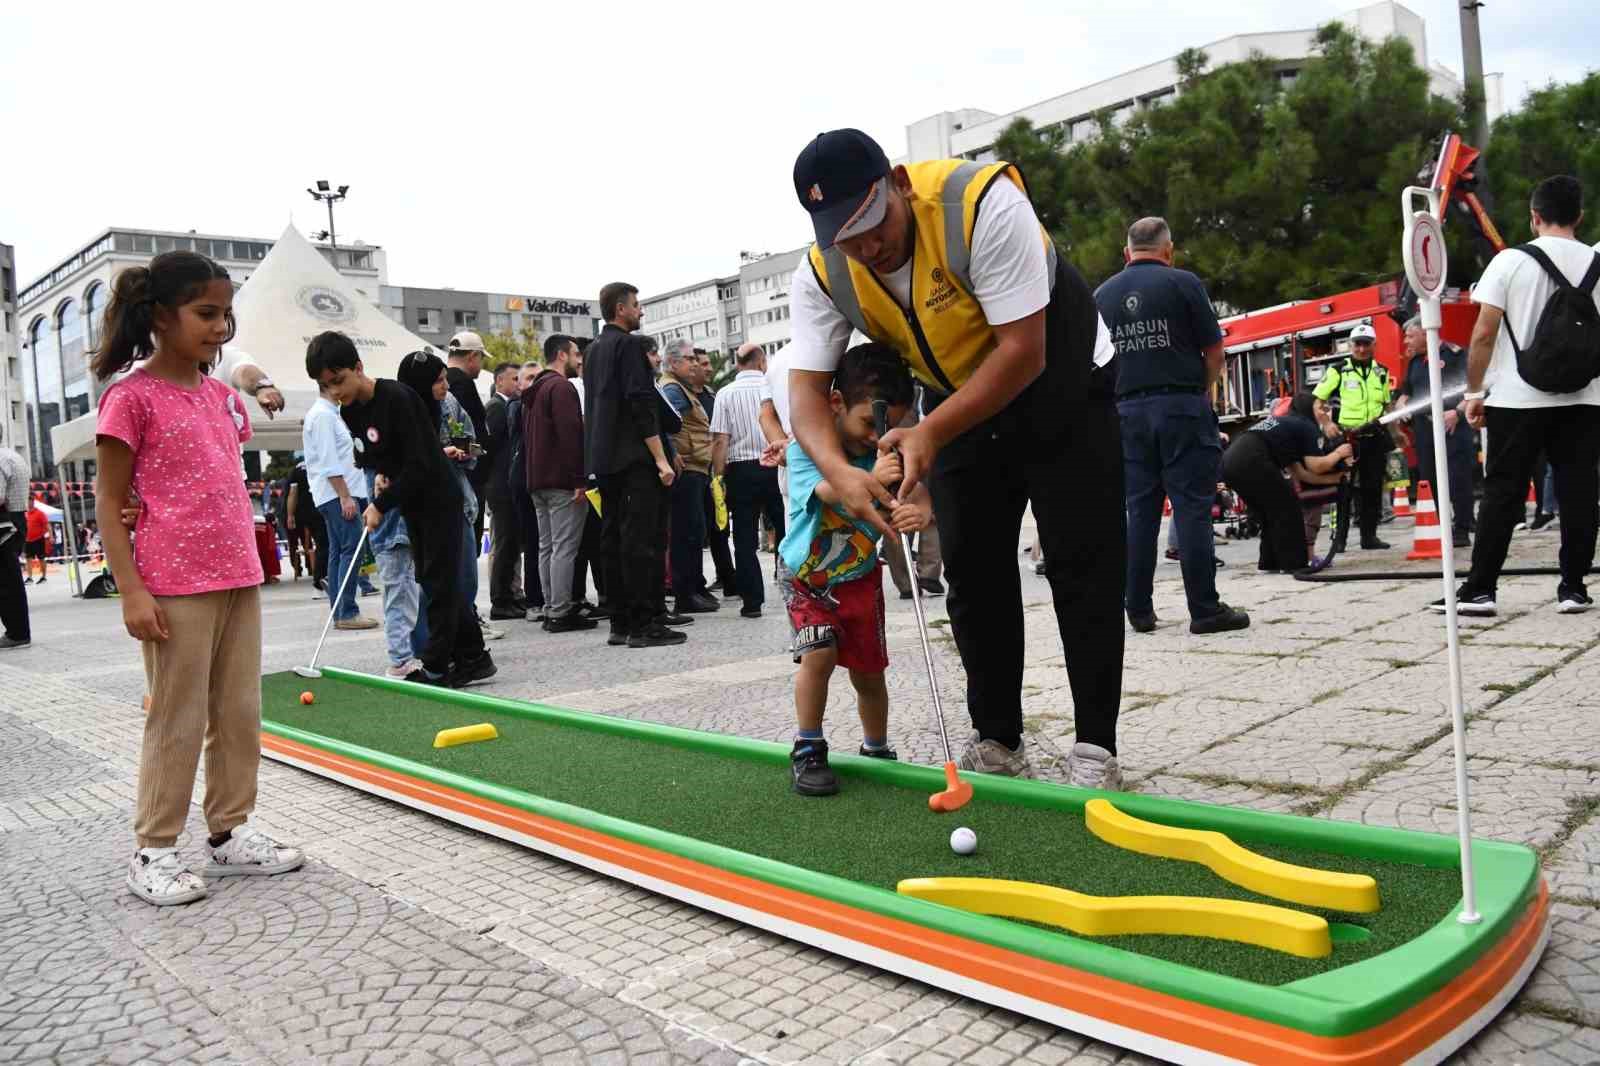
[93,251,302,907]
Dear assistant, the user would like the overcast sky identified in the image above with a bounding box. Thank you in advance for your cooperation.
[3,1,1594,305]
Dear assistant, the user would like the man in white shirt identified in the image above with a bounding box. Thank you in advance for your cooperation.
[711,342,785,618]
[1437,175,1600,617]
[303,384,378,630]
[785,129,1124,789]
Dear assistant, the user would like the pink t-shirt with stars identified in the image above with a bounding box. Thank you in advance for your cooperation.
[96,368,263,596]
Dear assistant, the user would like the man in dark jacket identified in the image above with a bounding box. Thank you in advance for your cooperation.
[485,361,534,618]
[582,284,686,648]
[525,336,597,632]
[445,330,492,553]
[504,362,544,622]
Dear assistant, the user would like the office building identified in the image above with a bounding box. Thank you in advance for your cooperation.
[385,287,601,350]
[1,243,19,451]
[640,276,743,357]
[739,248,808,358]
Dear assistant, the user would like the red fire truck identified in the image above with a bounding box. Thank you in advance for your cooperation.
[1212,280,1481,427]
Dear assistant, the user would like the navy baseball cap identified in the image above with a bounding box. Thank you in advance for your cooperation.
[794,129,892,250]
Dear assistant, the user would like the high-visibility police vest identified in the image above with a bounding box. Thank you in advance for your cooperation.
[1317,358,1391,428]
[806,160,1057,393]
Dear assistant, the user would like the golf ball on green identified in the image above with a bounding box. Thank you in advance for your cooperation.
[950,827,977,855]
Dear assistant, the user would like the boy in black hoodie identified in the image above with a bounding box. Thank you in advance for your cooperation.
[306,332,494,687]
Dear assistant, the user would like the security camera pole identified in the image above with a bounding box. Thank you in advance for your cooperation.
[306,180,351,252]
[1402,184,1479,924]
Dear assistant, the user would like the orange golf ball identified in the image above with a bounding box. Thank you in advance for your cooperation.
[299,691,315,705]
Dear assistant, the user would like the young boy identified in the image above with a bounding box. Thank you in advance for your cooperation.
[306,332,495,688]
[780,343,931,796]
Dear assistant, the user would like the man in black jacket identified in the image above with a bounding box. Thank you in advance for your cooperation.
[446,331,492,554]
[583,284,686,649]
[307,332,495,688]
[485,361,536,618]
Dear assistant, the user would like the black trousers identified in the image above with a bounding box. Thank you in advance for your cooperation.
[1415,421,1476,534]
[724,461,784,610]
[927,381,1125,753]
[307,510,329,582]
[704,478,736,588]
[408,509,485,676]
[670,471,709,600]
[1467,405,1600,597]
[512,489,543,609]
[598,463,668,633]
[1336,430,1389,543]
[572,501,603,604]
[1222,434,1308,573]
[485,492,526,609]
[0,519,29,641]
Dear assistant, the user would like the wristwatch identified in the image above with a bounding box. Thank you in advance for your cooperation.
[252,377,278,394]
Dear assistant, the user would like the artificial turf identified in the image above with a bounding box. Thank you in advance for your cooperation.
[262,672,1462,986]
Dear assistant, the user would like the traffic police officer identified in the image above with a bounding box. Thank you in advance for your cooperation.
[782,129,1126,790]
[1314,322,1393,550]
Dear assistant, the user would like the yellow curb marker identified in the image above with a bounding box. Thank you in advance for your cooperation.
[897,877,1332,958]
[1085,799,1381,914]
[433,723,499,749]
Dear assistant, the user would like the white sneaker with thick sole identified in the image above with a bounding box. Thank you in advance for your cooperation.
[127,847,208,906]
[1558,588,1594,614]
[480,622,505,641]
[204,824,305,877]
[956,731,1031,777]
[384,660,415,678]
[1068,742,1124,791]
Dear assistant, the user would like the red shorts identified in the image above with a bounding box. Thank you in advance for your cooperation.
[784,564,888,674]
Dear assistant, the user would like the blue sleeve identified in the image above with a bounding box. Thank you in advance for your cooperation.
[661,382,692,417]
[1183,273,1223,348]
[778,443,825,575]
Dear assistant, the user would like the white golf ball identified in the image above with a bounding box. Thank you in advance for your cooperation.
[950,827,977,855]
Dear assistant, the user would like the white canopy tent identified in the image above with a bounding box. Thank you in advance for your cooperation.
[49,223,438,463]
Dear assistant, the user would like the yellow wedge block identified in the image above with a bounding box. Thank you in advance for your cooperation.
[1085,799,1380,914]
[898,876,1332,959]
[433,723,499,748]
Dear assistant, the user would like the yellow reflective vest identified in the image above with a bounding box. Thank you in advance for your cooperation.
[806,159,1057,393]
[1314,358,1392,428]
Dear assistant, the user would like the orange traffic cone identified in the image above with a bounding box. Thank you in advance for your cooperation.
[1406,481,1443,560]
[1392,484,1412,519]
[1527,482,1538,505]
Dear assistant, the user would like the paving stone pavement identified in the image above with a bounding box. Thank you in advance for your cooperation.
[1,519,1596,1064]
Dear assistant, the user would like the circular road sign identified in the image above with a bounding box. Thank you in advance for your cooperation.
[1404,211,1447,299]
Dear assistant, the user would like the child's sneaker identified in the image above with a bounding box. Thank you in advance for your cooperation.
[790,739,840,796]
[858,744,898,760]
[203,824,304,877]
[127,847,208,906]
[1068,742,1124,791]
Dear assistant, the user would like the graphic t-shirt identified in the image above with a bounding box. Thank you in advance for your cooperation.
[779,443,882,592]
[96,369,262,596]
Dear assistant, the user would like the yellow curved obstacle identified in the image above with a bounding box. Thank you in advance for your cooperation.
[433,723,499,748]
[897,877,1331,958]
[1084,799,1380,914]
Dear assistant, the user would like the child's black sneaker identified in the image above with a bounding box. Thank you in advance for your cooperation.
[858,744,898,760]
[790,739,839,796]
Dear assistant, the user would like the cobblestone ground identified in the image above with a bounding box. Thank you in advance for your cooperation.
[2,515,1596,1064]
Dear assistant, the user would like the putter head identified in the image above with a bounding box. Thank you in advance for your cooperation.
[292,666,323,679]
[927,761,974,813]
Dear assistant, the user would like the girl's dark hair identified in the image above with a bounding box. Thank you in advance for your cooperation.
[399,349,447,427]
[833,342,914,409]
[92,251,233,380]
[1289,390,1318,421]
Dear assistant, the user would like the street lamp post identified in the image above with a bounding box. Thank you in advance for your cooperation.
[305,180,351,254]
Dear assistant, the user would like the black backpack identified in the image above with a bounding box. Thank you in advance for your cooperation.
[1503,244,1600,394]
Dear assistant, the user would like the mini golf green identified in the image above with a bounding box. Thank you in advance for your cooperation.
[263,672,1462,986]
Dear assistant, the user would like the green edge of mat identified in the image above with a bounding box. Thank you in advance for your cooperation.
[266,667,1540,1038]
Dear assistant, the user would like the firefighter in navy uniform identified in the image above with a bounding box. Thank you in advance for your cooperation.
[1314,322,1393,550]
[782,129,1126,790]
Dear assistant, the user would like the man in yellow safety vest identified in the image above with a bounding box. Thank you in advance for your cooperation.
[1314,322,1393,550]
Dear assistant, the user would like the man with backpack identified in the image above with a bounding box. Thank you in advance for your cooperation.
[1434,175,1600,617]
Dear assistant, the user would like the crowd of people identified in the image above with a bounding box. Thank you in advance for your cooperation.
[30,120,1590,911]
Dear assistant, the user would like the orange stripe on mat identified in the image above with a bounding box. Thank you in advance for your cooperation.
[264,732,1545,1065]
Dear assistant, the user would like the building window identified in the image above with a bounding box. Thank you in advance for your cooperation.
[727,315,741,336]
[345,250,373,270]
[417,308,441,333]
[552,316,568,332]
[454,309,478,329]
[523,314,546,333]
[83,282,105,350]
[488,312,512,334]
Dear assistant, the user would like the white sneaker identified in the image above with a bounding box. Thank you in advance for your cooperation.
[127,847,207,906]
[956,731,1031,776]
[384,660,415,678]
[1068,742,1124,791]
[480,622,505,641]
[1558,588,1594,614]
[204,824,304,877]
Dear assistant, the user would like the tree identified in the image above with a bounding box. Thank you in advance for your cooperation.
[481,325,542,370]
[1485,73,1600,246]
[994,23,1461,309]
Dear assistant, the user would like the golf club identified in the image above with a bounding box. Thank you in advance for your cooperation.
[294,523,372,679]
[873,400,973,814]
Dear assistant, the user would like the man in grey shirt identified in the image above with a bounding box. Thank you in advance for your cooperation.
[0,446,32,648]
